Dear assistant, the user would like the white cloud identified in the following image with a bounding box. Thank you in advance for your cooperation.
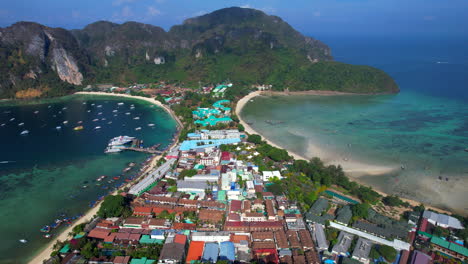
[147,6,161,16]
[259,7,276,14]
[240,4,252,9]
[193,10,207,17]
[313,11,321,17]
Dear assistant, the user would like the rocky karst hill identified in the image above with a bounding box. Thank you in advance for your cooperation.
[0,7,398,98]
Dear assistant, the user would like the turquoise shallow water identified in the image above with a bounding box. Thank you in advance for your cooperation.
[241,36,468,214]
[0,95,177,263]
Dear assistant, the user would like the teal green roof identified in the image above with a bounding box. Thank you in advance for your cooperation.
[73,232,85,239]
[417,231,432,238]
[431,236,468,257]
[192,108,221,119]
[449,242,468,257]
[218,190,226,201]
[130,257,156,264]
[140,235,163,244]
[59,244,70,254]
[195,116,233,126]
[431,236,450,248]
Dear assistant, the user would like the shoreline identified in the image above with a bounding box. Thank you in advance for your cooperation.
[28,92,182,264]
[236,90,453,215]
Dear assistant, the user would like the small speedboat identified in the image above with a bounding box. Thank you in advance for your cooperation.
[135,127,141,131]
[112,110,118,113]
[118,102,124,106]
[148,123,155,127]
[34,111,39,114]
[87,110,91,113]
[18,122,24,126]
[97,105,102,108]
[19,239,28,244]
[9,118,15,121]
[77,121,83,124]
[56,126,62,130]
[133,117,140,120]
[98,112,102,115]
[20,130,29,135]
[94,126,101,130]
[1,123,5,127]
[63,121,68,124]
[44,234,53,239]
[92,119,99,122]
[74,126,84,131]
[125,112,130,115]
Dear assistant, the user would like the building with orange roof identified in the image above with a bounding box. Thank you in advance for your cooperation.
[133,206,153,216]
[174,234,187,246]
[87,228,110,240]
[172,222,196,230]
[186,241,205,264]
[230,234,250,244]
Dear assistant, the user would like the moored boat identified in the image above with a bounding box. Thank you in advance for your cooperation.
[74,126,84,131]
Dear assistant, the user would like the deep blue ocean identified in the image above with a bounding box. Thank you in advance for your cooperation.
[241,35,468,213]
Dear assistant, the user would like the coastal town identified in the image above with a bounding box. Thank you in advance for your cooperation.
[33,82,467,264]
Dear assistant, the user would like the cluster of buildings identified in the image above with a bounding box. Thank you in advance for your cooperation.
[52,127,467,264]
[192,100,233,127]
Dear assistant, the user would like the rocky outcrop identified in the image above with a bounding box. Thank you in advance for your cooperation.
[51,48,83,85]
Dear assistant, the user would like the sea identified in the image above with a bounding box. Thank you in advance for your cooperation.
[240,35,468,214]
[0,94,177,263]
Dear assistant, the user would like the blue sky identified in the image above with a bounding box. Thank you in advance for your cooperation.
[1,0,466,37]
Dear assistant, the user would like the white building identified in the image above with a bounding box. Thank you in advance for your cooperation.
[227,190,242,200]
[246,181,255,194]
[191,232,230,242]
[423,210,464,229]
[262,171,282,182]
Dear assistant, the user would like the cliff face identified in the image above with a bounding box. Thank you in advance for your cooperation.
[0,22,88,97]
[0,7,398,98]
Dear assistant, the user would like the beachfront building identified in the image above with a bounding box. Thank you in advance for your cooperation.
[179,138,241,151]
[422,210,464,229]
[262,171,282,182]
[187,129,241,140]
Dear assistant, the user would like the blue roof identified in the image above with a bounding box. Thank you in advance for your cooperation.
[219,241,235,261]
[180,138,241,151]
[151,229,165,236]
[202,243,219,263]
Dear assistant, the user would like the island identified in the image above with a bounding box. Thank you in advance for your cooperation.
[28,83,467,264]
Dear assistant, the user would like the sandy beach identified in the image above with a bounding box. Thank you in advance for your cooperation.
[236,90,453,214]
[28,92,182,264]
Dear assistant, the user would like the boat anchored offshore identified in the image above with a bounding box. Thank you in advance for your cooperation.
[108,136,135,146]
[74,126,84,131]
[20,130,29,135]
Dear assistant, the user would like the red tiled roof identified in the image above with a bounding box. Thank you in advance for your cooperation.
[230,234,250,244]
[172,222,196,230]
[134,206,153,214]
[114,256,131,264]
[230,200,242,212]
[186,241,205,264]
[174,234,187,245]
[228,213,241,221]
[104,233,116,243]
[113,256,131,264]
[88,228,110,240]
[221,152,231,161]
